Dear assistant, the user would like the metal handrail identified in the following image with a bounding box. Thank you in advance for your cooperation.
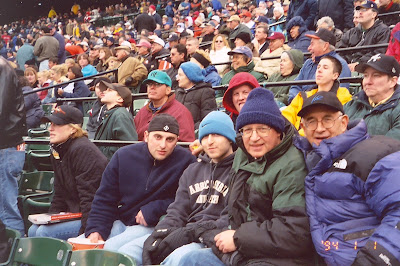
[23,137,190,148]
[23,68,118,96]
[55,76,363,104]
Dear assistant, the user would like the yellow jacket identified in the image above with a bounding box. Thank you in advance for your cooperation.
[282,85,352,136]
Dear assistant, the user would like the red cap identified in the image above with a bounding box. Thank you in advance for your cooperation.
[239,11,252,18]
[267,32,285,40]
[149,5,156,10]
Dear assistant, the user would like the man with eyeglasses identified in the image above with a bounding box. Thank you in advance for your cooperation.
[180,88,314,265]
[295,91,400,265]
[134,70,195,141]
[338,0,390,71]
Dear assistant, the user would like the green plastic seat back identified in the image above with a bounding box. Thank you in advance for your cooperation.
[133,99,148,116]
[19,171,54,196]
[69,250,136,266]
[42,104,54,116]
[27,151,53,172]
[12,237,72,266]
[0,228,21,266]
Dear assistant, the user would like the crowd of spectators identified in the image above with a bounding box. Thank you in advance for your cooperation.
[1,0,400,264]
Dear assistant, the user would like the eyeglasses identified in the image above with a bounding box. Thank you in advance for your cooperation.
[239,126,272,138]
[303,115,343,130]
[146,81,164,88]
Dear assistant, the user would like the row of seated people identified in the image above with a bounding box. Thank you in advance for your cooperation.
[21,52,400,265]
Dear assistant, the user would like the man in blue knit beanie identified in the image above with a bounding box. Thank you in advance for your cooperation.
[128,111,235,265]
[180,88,314,265]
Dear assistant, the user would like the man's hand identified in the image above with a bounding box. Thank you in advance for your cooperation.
[348,62,359,72]
[125,77,133,86]
[215,230,237,253]
[57,88,63,95]
[87,232,104,243]
[189,139,203,156]
[136,210,148,226]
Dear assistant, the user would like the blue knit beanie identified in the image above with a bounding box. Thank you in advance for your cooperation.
[180,62,205,83]
[236,88,285,133]
[199,111,236,143]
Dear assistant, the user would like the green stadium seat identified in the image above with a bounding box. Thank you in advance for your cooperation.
[68,249,136,266]
[0,228,21,266]
[10,237,72,266]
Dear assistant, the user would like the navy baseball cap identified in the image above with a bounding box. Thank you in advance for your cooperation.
[355,0,378,11]
[298,91,344,117]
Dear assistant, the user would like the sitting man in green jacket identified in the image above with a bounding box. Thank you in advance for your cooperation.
[180,88,314,265]
[95,81,138,160]
[221,46,265,86]
[344,54,400,141]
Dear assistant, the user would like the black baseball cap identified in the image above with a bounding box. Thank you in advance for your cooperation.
[298,91,344,117]
[42,105,83,125]
[148,114,180,136]
[355,54,400,77]
[99,81,132,107]
[306,28,336,47]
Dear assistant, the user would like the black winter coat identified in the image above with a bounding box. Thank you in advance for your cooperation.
[286,0,318,30]
[316,0,354,30]
[49,137,108,234]
[0,57,26,149]
[134,13,156,33]
[339,20,391,63]
[378,3,400,26]
[175,82,217,130]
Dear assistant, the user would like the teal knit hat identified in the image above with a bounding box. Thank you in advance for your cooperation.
[199,111,236,143]
[180,62,205,83]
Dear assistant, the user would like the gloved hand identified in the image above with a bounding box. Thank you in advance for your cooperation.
[124,77,133,86]
[149,226,196,264]
[142,227,177,265]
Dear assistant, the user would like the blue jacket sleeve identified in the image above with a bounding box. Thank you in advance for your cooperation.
[288,69,306,103]
[140,198,175,226]
[304,0,318,30]
[62,81,91,98]
[353,151,400,265]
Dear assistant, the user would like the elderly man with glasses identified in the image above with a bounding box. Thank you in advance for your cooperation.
[295,91,400,265]
[179,88,314,265]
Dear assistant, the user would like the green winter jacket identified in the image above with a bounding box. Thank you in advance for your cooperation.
[221,61,265,86]
[344,86,400,141]
[227,121,313,264]
[94,106,138,160]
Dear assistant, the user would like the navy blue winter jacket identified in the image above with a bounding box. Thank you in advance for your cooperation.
[287,17,314,53]
[295,120,400,265]
[203,65,221,87]
[286,0,318,30]
[85,142,196,239]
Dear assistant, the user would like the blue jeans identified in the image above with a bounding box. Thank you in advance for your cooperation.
[161,242,205,265]
[104,221,154,265]
[179,248,225,266]
[28,220,81,240]
[0,148,25,235]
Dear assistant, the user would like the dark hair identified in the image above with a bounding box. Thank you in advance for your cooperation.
[322,55,342,77]
[49,57,59,64]
[172,44,188,61]
[68,65,83,78]
[18,76,31,87]
[77,53,89,62]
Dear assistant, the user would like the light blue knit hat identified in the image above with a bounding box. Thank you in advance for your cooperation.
[180,62,205,83]
[199,111,236,143]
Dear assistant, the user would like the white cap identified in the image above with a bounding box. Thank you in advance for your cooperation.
[211,15,221,23]
[79,41,89,47]
[151,37,165,47]
[120,41,132,47]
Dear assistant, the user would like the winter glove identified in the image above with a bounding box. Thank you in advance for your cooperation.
[149,226,196,264]
[124,77,133,86]
[142,227,177,265]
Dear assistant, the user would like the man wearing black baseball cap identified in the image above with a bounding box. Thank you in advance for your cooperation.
[94,81,138,160]
[338,0,390,71]
[288,28,351,103]
[344,54,400,140]
[296,91,400,265]
[85,114,196,264]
